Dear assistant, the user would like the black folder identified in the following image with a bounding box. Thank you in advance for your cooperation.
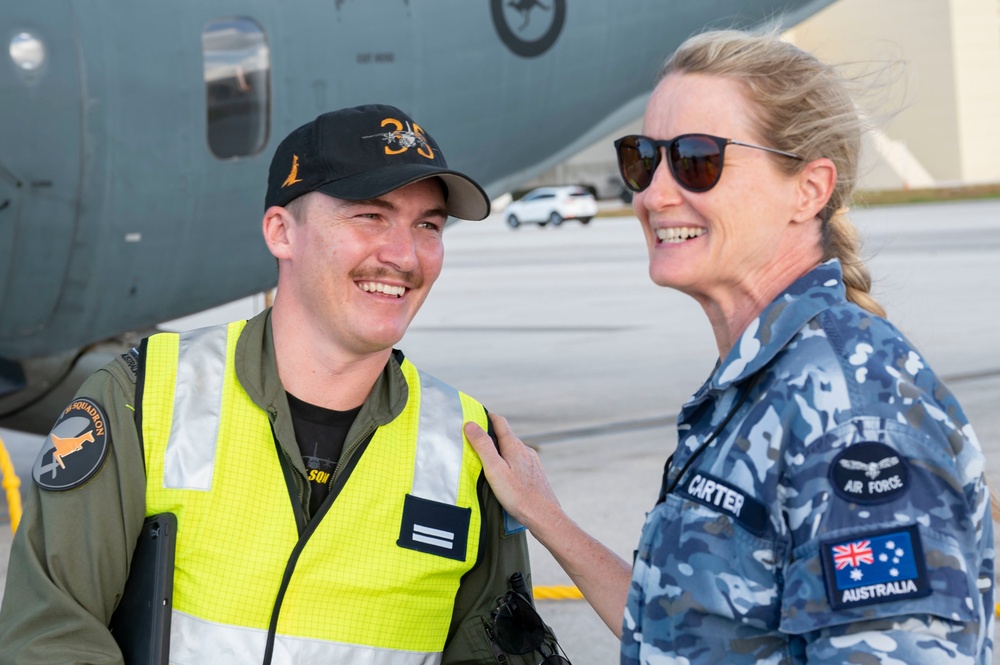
[109,513,177,665]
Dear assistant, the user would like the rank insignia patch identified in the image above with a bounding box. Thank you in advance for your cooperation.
[32,398,111,491]
[830,441,909,504]
[820,524,929,610]
[398,493,470,561]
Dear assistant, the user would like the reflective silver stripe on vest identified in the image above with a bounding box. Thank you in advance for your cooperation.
[170,610,441,665]
[411,371,464,505]
[164,325,227,490]
[163,335,464,502]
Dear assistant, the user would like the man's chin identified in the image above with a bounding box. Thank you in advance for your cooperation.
[350,328,409,356]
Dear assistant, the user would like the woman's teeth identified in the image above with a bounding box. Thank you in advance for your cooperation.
[655,227,706,243]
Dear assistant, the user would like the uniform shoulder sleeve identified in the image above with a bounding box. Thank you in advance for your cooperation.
[0,361,149,664]
[778,416,993,662]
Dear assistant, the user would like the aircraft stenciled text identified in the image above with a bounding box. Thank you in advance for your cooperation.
[356,52,395,64]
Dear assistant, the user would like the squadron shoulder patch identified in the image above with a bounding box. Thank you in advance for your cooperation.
[830,441,909,504]
[32,398,111,491]
[820,524,930,610]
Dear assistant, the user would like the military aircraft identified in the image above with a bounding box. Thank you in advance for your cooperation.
[0,0,833,433]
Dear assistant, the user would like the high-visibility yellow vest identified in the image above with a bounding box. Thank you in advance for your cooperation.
[140,321,487,664]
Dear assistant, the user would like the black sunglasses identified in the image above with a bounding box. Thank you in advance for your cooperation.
[614,133,803,194]
[491,590,571,664]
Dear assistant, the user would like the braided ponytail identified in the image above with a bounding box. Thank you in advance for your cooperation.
[822,211,885,317]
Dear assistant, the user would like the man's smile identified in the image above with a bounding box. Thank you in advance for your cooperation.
[358,281,407,298]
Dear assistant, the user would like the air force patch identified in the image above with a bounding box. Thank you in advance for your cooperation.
[830,441,909,504]
[820,524,930,610]
[32,398,111,491]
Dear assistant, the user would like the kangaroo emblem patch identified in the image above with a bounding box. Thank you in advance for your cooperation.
[33,398,111,491]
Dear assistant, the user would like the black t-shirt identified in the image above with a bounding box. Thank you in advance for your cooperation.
[286,392,362,516]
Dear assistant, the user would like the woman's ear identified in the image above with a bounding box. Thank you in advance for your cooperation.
[262,205,295,260]
[792,157,837,223]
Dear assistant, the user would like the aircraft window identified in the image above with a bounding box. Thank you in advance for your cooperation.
[202,17,270,159]
[9,32,46,71]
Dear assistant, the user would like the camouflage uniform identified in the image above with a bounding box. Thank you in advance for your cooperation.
[622,259,995,664]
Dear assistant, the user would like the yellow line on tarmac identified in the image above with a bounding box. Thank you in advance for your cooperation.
[537,588,1000,618]
[533,585,584,600]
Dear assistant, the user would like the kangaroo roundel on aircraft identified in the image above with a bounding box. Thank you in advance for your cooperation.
[491,0,566,58]
[32,398,111,491]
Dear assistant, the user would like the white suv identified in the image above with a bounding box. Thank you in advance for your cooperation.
[504,186,598,229]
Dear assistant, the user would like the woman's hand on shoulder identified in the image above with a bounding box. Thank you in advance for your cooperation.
[464,413,561,532]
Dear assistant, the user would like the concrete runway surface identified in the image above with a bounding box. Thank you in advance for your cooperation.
[1,198,999,663]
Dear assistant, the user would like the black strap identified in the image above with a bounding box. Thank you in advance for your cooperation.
[134,339,150,473]
[656,372,763,505]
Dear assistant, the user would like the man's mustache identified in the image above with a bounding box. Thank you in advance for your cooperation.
[350,266,423,290]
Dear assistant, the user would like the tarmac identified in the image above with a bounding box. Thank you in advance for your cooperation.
[2,198,999,664]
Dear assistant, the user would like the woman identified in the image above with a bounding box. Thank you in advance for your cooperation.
[464,29,995,664]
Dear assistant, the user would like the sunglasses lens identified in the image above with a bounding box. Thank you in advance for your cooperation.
[670,135,723,192]
[493,592,546,655]
[617,136,658,192]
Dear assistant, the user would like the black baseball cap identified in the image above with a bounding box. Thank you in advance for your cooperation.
[265,104,490,220]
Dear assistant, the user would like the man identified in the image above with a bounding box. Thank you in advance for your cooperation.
[0,104,547,664]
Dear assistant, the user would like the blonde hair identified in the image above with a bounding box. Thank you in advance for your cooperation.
[660,29,885,317]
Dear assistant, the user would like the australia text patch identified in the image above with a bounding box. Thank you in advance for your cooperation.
[830,441,908,504]
[820,524,929,610]
[398,493,470,561]
[32,398,111,491]
[677,471,767,535]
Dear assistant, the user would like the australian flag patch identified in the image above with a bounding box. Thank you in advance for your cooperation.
[820,524,930,610]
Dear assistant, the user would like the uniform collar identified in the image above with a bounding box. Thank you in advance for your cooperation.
[702,259,847,395]
[235,308,408,432]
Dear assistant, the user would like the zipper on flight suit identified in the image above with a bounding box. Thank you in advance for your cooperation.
[332,424,375,485]
[262,423,378,665]
[484,623,509,664]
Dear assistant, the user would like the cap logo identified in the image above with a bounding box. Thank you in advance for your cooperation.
[281,155,303,188]
[363,117,435,160]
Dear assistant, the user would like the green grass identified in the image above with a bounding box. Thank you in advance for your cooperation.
[853,183,1000,207]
